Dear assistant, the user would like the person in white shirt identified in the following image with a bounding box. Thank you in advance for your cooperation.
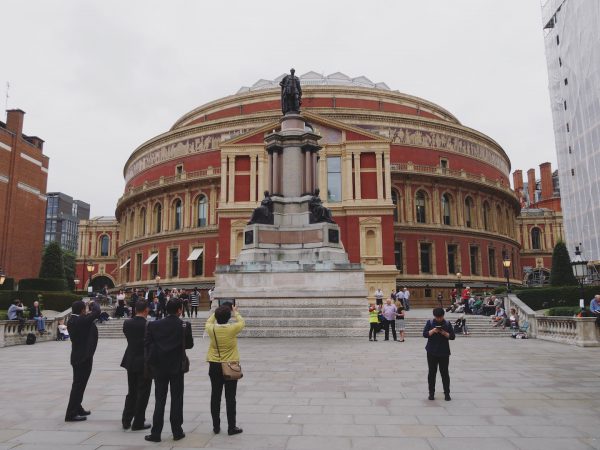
[374,288,384,306]
[403,287,411,311]
[57,319,70,340]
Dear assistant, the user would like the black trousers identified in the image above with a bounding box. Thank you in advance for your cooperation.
[191,306,198,317]
[65,359,93,419]
[122,369,152,427]
[151,372,184,436]
[209,362,237,430]
[369,323,378,340]
[384,319,397,340]
[427,353,450,394]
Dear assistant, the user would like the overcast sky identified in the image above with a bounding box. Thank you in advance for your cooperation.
[3,0,555,217]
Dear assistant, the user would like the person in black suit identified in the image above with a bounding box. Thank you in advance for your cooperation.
[65,300,101,422]
[121,300,152,431]
[422,307,456,401]
[144,299,193,443]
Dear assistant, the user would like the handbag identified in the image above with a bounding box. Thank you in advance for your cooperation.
[213,327,243,380]
[181,322,190,374]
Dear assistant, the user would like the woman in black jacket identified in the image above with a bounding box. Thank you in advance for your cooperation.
[423,308,455,401]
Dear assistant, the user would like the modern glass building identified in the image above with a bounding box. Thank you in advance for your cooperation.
[45,192,90,252]
[542,0,600,262]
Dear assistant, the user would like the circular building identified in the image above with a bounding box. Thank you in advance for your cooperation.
[115,71,521,307]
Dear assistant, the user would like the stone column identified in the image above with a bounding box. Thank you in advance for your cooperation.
[220,157,227,203]
[250,154,257,202]
[228,156,235,203]
[457,189,465,227]
[432,185,440,224]
[184,190,191,228]
[384,151,392,201]
[162,194,168,231]
[209,186,217,225]
[404,183,413,223]
[258,153,266,196]
[342,153,353,201]
[376,151,383,199]
[354,152,362,200]
[318,154,327,198]
[272,151,280,195]
[312,152,318,194]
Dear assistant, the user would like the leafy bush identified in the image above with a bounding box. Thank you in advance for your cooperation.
[0,278,15,291]
[0,310,7,320]
[546,306,581,316]
[18,278,66,292]
[492,286,507,294]
[515,286,599,310]
[0,291,81,312]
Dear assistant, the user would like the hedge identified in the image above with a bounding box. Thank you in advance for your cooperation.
[18,278,66,292]
[515,286,600,310]
[0,278,15,291]
[0,290,82,312]
[546,306,581,316]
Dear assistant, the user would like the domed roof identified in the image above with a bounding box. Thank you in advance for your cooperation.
[236,71,391,94]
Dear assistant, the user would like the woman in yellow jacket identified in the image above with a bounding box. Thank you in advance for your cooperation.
[205,305,245,436]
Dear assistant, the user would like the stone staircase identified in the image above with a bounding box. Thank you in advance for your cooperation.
[96,309,514,339]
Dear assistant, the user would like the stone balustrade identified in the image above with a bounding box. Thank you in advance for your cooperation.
[0,309,71,348]
[506,294,538,337]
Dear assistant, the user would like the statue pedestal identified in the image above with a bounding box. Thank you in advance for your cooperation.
[214,112,368,337]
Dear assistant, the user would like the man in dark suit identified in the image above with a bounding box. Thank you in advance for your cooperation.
[65,300,101,422]
[144,299,193,443]
[121,300,152,431]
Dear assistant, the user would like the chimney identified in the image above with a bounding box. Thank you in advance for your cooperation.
[512,170,524,192]
[6,109,25,135]
[540,162,553,201]
[527,168,536,206]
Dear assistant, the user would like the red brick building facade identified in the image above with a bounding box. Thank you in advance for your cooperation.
[102,73,522,303]
[0,109,49,281]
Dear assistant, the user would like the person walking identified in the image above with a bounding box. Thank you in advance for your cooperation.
[368,305,379,341]
[190,288,200,318]
[395,301,405,342]
[205,305,245,436]
[422,308,455,401]
[403,287,411,311]
[144,299,194,443]
[121,301,152,431]
[382,297,398,341]
[65,300,101,422]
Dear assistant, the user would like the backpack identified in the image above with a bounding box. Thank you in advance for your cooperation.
[26,333,36,345]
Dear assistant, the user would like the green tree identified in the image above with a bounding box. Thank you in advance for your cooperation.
[63,250,77,291]
[39,241,65,279]
[550,241,578,286]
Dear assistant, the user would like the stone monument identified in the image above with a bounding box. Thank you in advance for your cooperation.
[213,69,367,337]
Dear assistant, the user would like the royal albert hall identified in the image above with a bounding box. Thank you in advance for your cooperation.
[113,72,521,305]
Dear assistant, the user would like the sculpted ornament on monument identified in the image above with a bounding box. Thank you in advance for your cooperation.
[309,189,335,224]
[248,191,274,225]
[279,68,302,115]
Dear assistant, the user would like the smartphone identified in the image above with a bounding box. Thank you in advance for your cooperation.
[435,325,443,329]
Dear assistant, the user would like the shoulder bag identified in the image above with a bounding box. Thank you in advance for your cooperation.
[213,327,243,380]
[181,322,190,373]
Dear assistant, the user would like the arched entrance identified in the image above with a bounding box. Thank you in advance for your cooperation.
[90,275,115,292]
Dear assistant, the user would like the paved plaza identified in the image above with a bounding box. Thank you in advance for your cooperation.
[0,336,600,450]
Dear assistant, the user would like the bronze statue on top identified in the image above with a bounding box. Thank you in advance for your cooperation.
[248,191,274,225]
[279,68,302,115]
[309,189,335,224]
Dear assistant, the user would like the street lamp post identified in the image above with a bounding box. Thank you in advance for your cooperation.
[503,257,512,294]
[571,246,588,308]
[86,261,94,294]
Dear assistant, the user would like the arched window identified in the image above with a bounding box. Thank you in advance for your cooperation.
[154,203,162,233]
[100,235,110,256]
[496,205,503,233]
[197,195,207,227]
[139,208,146,236]
[366,230,376,256]
[391,190,400,222]
[441,193,451,225]
[415,190,427,224]
[531,227,542,249]
[483,201,490,231]
[465,197,474,228]
[173,199,182,230]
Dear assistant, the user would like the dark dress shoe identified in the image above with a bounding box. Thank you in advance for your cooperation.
[228,427,243,436]
[213,428,221,434]
[173,432,186,441]
[122,420,131,430]
[65,415,87,422]
[131,422,151,431]
[445,393,452,401]
[144,434,161,442]
[428,393,435,401]
[79,410,91,416]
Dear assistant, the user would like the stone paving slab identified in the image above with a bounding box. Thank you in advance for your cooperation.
[1,336,600,449]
